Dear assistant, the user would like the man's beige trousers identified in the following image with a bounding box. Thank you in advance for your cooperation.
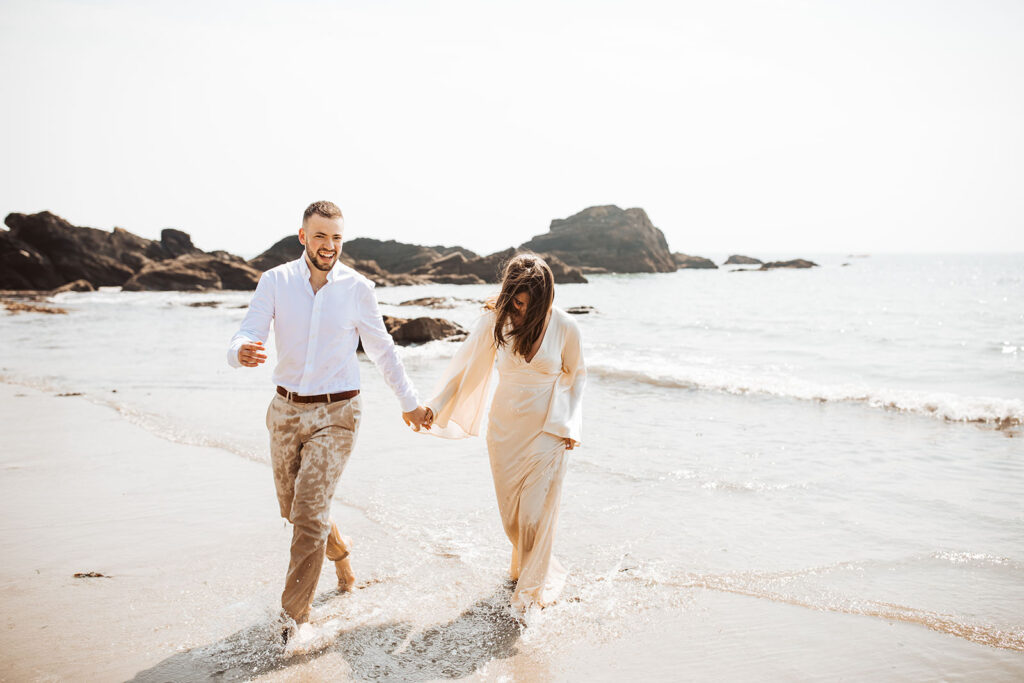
[266,393,361,624]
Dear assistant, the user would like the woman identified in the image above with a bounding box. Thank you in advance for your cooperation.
[423,253,586,613]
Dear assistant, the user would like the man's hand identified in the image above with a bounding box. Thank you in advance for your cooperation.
[238,341,268,367]
[402,405,431,432]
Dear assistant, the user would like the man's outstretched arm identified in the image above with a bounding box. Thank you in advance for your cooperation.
[228,272,274,368]
[353,282,429,429]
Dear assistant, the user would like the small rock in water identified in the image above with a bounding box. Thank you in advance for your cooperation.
[73,571,109,578]
[56,392,83,397]
[2,300,68,315]
[398,296,456,309]
[565,305,596,315]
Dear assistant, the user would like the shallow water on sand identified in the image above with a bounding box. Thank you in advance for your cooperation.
[1,253,1022,679]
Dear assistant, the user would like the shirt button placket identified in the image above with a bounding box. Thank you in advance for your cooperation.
[301,295,322,392]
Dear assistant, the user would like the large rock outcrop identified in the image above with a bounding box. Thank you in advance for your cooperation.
[519,205,676,273]
[0,229,63,289]
[123,253,262,291]
[4,212,143,286]
[2,211,217,290]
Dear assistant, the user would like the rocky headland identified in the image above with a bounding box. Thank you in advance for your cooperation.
[2,206,820,295]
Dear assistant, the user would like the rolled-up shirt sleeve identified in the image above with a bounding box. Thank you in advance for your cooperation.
[354,282,419,412]
[227,272,275,367]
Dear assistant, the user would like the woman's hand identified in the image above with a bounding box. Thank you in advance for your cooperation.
[423,407,434,429]
[564,438,576,450]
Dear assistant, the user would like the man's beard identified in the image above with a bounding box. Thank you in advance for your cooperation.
[306,245,339,272]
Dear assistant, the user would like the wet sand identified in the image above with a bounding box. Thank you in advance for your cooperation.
[2,382,1023,682]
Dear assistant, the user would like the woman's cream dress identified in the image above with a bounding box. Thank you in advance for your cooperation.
[426,306,586,610]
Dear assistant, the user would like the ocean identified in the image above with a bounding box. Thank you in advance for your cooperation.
[2,252,1022,679]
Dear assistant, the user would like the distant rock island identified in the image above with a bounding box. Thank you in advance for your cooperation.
[1,206,819,292]
[724,254,763,265]
[520,205,676,273]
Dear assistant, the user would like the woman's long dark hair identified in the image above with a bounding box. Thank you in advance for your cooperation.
[491,253,555,358]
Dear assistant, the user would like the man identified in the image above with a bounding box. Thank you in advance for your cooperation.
[227,200,429,640]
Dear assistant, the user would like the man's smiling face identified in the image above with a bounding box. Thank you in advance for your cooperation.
[299,214,344,272]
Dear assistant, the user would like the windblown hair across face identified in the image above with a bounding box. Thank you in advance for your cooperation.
[492,253,555,358]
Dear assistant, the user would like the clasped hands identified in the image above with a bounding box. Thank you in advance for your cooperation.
[402,407,576,450]
[402,406,434,432]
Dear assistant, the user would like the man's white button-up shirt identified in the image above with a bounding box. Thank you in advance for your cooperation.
[227,256,419,412]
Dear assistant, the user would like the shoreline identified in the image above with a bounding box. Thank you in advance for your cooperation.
[3,382,1024,681]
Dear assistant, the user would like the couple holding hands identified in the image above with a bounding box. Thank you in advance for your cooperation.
[228,201,586,641]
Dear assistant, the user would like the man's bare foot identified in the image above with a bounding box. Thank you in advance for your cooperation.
[334,538,355,591]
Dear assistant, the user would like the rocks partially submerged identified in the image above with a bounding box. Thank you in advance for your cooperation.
[723,255,819,270]
[2,299,68,315]
[373,315,468,347]
[759,259,819,270]
[1,212,261,293]
[674,253,718,269]
[724,254,763,265]
[2,206,820,293]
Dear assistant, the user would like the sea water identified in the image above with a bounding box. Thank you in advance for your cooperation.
[1,252,1022,680]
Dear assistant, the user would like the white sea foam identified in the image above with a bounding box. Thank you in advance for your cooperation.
[587,360,1024,426]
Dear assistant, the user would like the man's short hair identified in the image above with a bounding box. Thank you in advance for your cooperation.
[303,201,344,224]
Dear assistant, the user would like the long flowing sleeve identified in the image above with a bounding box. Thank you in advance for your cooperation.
[425,310,498,439]
[542,312,586,444]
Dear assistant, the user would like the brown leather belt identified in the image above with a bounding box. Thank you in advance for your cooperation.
[276,386,359,404]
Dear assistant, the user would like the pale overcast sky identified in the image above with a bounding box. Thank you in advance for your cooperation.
[2,0,1022,257]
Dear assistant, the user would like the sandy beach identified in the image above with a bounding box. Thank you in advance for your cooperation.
[3,375,1023,682]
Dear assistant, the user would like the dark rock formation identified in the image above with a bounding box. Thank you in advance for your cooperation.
[391,317,468,345]
[52,279,95,293]
[412,248,587,284]
[673,253,718,269]
[123,253,262,291]
[159,228,202,258]
[519,205,676,273]
[2,211,218,291]
[5,212,142,286]
[565,305,596,315]
[345,238,476,274]
[0,229,62,289]
[374,315,467,346]
[759,259,819,270]
[724,254,762,265]
[248,235,430,286]
[248,235,302,271]
[431,245,479,260]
